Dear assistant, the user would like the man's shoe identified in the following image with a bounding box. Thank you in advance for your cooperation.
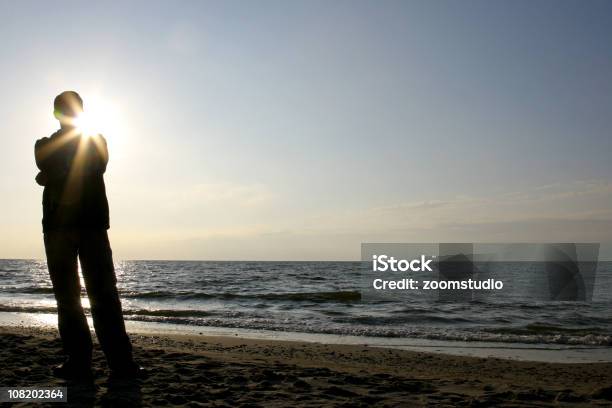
[52,360,93,381]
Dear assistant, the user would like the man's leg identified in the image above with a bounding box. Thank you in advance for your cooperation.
[44,230,93,367]
[79,229,135,371]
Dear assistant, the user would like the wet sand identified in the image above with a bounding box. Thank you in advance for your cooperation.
[1,325,611,407]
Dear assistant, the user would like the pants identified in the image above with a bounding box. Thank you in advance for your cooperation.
[44,229,133,370]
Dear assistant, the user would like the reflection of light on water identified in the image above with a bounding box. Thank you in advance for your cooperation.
[36,298,57,308]
[31,296,89,310]
[30,296,90,326]
[30,313,94,330]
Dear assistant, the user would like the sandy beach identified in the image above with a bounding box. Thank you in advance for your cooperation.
[1,325,611,407]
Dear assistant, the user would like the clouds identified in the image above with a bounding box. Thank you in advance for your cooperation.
[353,180,612,238]
[166,182,275,209]
[105,179,612,260]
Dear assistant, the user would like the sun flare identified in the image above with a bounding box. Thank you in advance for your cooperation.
[73,97,122,142]
[71,95,126,158]
[73,112,98,137]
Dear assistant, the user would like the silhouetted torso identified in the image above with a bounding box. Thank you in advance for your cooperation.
[35,129,109,232]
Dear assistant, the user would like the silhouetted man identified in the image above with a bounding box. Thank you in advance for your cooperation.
[35,91,141,380]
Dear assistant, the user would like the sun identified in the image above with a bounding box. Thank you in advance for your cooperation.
[73,112,98,137]
[73,95,126,158]
[73,96,122,142]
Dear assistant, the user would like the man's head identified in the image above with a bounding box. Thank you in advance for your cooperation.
[54,91,83,126]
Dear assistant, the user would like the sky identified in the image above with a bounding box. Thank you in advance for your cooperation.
[1,0,611,260]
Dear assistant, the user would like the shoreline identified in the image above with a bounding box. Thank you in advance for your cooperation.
[1,324,612,406]
[2,311,611,364]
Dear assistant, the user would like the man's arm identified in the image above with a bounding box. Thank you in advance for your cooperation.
[34,138,50,186]
[34,137,50,172]
[34,136,70,185]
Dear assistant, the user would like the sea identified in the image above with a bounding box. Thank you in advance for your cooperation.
[1,259,611,347]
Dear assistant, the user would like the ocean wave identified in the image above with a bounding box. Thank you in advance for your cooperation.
[125,309,212,318]
[0,286,55,294]
[0,305,57,314]
[125,315,612,346]
[122,290,362,302]
[3,286,362,303]
[484,323,610,336]
[0,304,212,318]
[2,304,608,346]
